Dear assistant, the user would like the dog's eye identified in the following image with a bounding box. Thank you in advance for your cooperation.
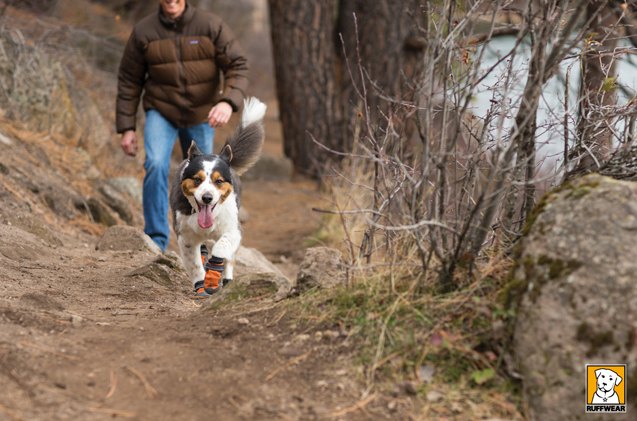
[215,179,224,185]
[193,178,202,186]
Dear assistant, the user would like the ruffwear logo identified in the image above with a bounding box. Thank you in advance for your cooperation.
[586,364,627,413]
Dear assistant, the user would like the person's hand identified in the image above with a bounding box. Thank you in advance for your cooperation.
[207,102,233,128]
[121,130,138,156]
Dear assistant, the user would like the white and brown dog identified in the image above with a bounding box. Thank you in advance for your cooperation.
[170,97,266,296]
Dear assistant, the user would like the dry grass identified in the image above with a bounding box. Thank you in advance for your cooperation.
[0,7,141,180]
[287,253,522,419]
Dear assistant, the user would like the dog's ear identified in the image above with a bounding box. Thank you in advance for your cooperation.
[595,369,603,379]
[615,373,623,386]
[220,144,233,163]
[187,141,203,159]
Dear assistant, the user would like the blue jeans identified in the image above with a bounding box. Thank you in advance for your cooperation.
[143,109,214,252]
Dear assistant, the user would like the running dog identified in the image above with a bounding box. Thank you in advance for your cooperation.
[170,97,266,296]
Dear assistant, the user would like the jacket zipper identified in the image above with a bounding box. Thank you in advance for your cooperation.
[175,33,187,127]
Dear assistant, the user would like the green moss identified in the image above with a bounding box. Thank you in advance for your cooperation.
[520,194,550,237]
[536,255,583,280]
[576,322,615,357]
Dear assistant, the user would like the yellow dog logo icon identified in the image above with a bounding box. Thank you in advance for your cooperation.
[586,364,627,414]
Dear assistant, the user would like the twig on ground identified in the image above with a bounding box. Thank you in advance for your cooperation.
[123,366,158,398]
[105,369,117,399]
[329,393,378,418]
[265,350,312,381]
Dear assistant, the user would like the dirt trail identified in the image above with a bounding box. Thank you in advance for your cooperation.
[0,226,362,420]
[0,112,389,420]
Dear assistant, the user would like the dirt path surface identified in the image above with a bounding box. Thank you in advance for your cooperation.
[0,112,391,420]
[0,183,374,421]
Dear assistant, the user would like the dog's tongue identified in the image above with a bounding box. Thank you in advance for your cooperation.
[197,204,214,229]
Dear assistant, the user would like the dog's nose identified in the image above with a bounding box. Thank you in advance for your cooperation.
[202,193,213,204]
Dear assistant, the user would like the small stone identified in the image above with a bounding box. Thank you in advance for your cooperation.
[314,331,323,340]
[316,380,328,388]
[426,390,443,402]
[418,364,435,384]
[402,381,418,396]
[387,401,397,411]
[70,315,83,327]
[323,330,340,340]
[237,317,250,326]
[294,334,311,342]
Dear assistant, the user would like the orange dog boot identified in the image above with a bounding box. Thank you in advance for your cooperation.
[194,255,225,296]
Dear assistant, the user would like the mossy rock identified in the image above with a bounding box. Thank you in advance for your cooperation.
[511,174,637,420]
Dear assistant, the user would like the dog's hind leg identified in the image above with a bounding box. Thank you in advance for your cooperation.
[178,237,205,286]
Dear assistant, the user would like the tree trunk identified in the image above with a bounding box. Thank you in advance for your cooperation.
[268,0,426,176]
[268,0,341,176]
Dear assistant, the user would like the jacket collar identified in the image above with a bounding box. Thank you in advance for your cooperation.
[158,2,195,30]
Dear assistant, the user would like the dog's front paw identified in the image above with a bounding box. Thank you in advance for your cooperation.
[193,280,219,297]
[222,278,232,287]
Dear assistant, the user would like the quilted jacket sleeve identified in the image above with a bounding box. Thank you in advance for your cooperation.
[213,20,248,112]
[116,30,147,133]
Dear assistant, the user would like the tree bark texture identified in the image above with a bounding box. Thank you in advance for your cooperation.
[268,0,425,176]
[268,0,341,175]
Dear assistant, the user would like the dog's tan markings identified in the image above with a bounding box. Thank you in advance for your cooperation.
[181,170,207,197]
[211,170,233,203]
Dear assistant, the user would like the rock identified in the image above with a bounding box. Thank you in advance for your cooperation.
[402,381,418,396]
[234,271,292,302]
[235,246,285,275]
[127,253,185,287]
[97,181,134,224]
[296,247,346,291]
[234,246,292,300]
[426,390,443,403]
[70,314,83,327]
[96,225,161,255]
[242,154,292,181]
[127,261,173,286]
[0,131,13,145]
[106,177,142,205]
[87,197,118,226]
[511,175,637,420]
[237,317,250,326]
[418,364,436,384]
[42,184,81,219]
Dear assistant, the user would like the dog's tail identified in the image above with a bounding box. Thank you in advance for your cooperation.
[220,97,266,176]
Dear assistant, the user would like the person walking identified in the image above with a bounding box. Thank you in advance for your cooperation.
[116,0,248,252]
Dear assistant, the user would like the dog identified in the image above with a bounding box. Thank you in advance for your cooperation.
[591,368,622,404]
[169,97,266,296]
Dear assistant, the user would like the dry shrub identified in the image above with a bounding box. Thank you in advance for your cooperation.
[0,19,138,179]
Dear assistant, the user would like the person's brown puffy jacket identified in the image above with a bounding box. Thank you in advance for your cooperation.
[116,4,248,133]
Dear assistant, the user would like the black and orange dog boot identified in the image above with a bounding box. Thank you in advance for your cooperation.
[194,255,225,297]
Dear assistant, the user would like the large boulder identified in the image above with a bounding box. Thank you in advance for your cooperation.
[511,175,636,420]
